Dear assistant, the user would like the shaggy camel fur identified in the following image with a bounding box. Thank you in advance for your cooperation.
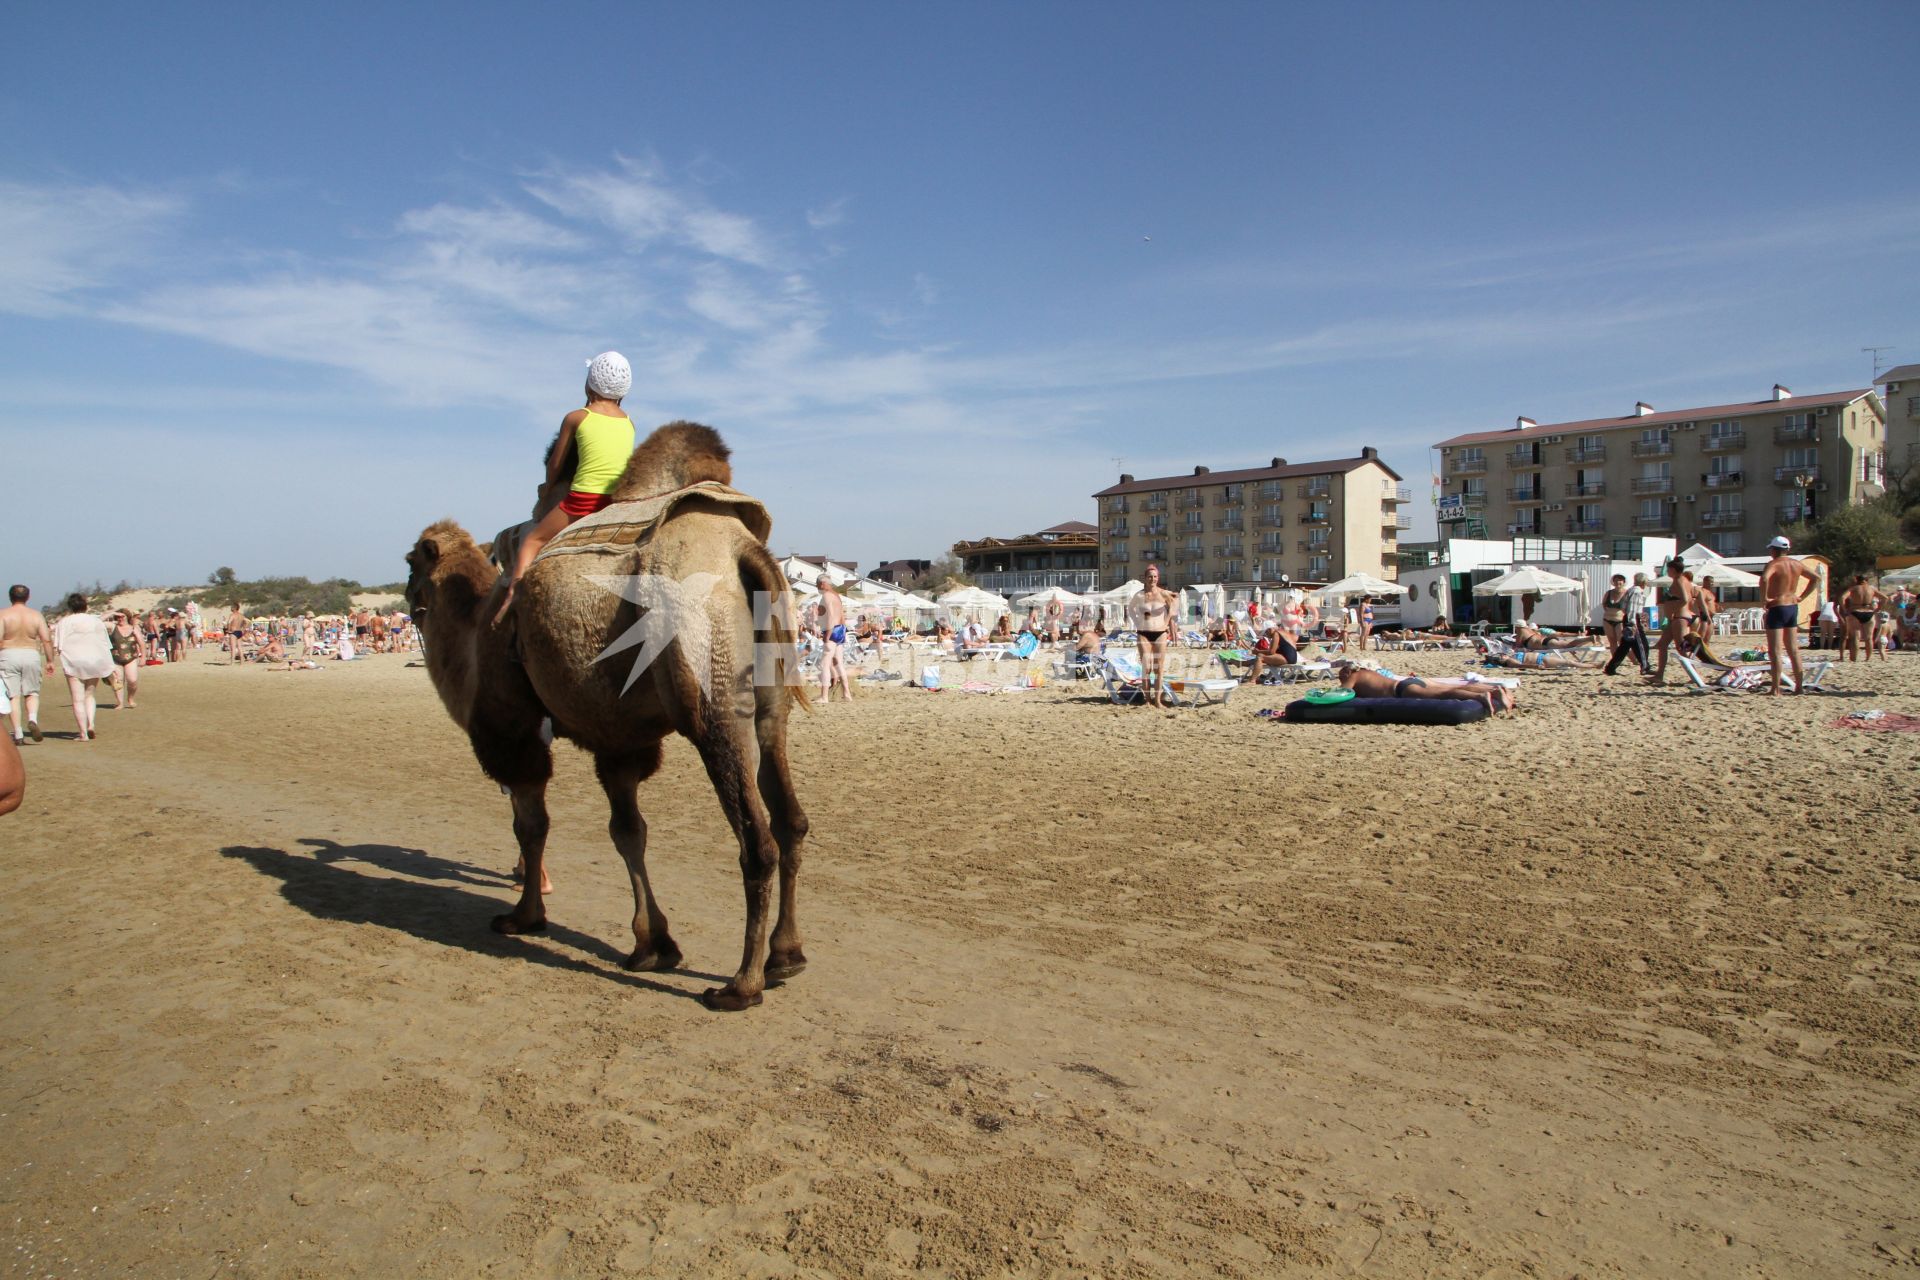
[405,423,809,1011]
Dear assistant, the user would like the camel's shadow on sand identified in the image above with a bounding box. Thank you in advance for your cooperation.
[221,838,725,1000]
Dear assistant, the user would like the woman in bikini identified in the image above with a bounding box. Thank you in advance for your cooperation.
[1601,574,1629,655]
[1129,562,1180,708]
[1648,557,1697,686]
[1839,574,1886,663]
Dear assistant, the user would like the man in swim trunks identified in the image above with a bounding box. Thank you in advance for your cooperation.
[0,585,54,744]
[496,352,638,623]
[816,576,853,702]
[1128,562,1180,708]
[1333,660,1513,714]
[1758,535,1820,696]
[1838,574,1887,664]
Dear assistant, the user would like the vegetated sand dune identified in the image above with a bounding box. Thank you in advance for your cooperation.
[4,646,1917,1276]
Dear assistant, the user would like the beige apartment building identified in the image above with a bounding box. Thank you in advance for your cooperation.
[1432,385,1887,557]
[1874,364,1920,475]
[1092,448,1411,591]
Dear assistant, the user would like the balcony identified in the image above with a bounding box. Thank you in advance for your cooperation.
[1298,482,1331,499]
[1107,552,1130,564]
[1447,456,1488,475]
[1631,513,1675,532]
[1460,491,1488,507]
[1382,513,1412,529]
[1704,471,1745,489]
[1565,444,1606,464]
[1507,449,1544,469]
[1630,439,1674,458]
[1703,431,1746,452]
[1213,544,1243,559]
[1255,514,1285,529]
[1173,548,1200,563]
[1774,465,1820,486]
[1215,492,1244,507]
[1567,518,1607,534]
[1299,539,1330,554]
[1506,522,1544,536]
[1776,506,1811,524]
[1774,423,1816,444]
[1175,493,1206,510]
[1142,495,1168,512]
[970,569,1100,596]
[1213,517,1244,533]
[1630,476,1675,496]
[1257,484,1285,501]
[1140,549,1165,563]
[1141,523,1168,538]
[1565,481,1606,497]
[1104,500,1130,514]
[1256,538,1286,555]
[1298,511,1331,525]
[1104,524,1129,538]
[1700,510,1745,530]
[1506,488,1546,504]
[1383,482,1412,503]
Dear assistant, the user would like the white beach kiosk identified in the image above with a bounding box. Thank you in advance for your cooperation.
[1397,536,1679,631]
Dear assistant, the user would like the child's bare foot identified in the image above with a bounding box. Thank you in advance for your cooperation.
[512,859,554,894]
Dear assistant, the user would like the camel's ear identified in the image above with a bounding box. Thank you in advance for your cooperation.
[417,537,441,565]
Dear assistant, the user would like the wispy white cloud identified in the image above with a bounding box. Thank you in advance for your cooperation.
[0,180,184,315]
[521,156,779,267]
[805,197,849,230]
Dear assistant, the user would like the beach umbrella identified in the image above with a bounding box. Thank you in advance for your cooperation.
[1096,579,1143,627]
[1472,566,1583,597]
[889,591,938,612]
[1660,559,1760,589]
[936,585,1010,624]
[1315,572,1408,600]
[1876,563,1920,587]
[1014,584,1092,609]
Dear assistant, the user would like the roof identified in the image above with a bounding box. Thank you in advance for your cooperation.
[1039,519,1097,535]
[1875,364,1920,385]
[1433,389,1876,450]
[1092,453,1400,498]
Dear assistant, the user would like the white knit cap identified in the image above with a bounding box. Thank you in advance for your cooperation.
[585,351,632,399]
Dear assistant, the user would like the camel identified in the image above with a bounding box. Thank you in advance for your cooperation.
[404,423,809,1010]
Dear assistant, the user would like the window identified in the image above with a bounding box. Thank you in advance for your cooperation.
[1863,451,1886,485]
[1641,460,1672,478]
[1640,426,1670,443]
[1708,454,1742,475]
[1784,446,1817,469]
[1307,529,1329,548]
[1782,412,1813,431]
[1461,447,1484,463]
[1309,556,1330,579]
[1637,498,1666,519]
[1707,533,1743,556]
[1705,494,1742,514]
[1575,504,1602,524]
[1462,479,1486,498]
[1222,484,1243,503]
[1707,419,1743,440]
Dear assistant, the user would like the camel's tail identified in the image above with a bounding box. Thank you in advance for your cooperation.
[740,541,812,715]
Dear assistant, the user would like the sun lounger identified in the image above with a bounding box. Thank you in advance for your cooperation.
[1221,653,1333,684]
[1677,654,1831,694]
[1162,676,1238,707]
[1102,656,1148,706]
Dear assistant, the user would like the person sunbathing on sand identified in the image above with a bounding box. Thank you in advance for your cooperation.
[495,352,636,624]
[1333,659,1514,713]
[1474,640,1603,671]
[1510,621,1595,650]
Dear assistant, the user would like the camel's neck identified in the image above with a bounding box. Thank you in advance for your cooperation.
[420,574,489,727]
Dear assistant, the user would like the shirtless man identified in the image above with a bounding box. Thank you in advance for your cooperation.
[0,586,55,744]
[1758,535,1821,696]
[1693,576,1720,647]
[1334,660,1513,714]
[1129,562,1180,708]
[225,602,248,664]
[815,577,853,701]
[1838,574,1887,664]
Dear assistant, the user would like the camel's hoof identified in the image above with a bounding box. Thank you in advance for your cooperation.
[700,987,764,1012]
[623,946,683,973]
[765,953,808,983]
[491,913,548,936]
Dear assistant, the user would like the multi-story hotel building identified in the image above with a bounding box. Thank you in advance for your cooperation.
[1875,364,1920,475]
[1091,448,1410,591]
[951,520,1101,597]
[1431,386,1886,557]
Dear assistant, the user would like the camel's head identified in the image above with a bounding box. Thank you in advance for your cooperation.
[405,519,494,624]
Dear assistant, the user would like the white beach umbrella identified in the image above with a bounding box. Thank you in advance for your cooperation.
[1315,572,1408,599]
[1881,564,1920,587]
[936,585,1010,623]
[1662,559,1761,589]
[1472,566,1584,597]
[1014,585,1092,609]
[1097,579,1143,627]
[889,591,938,612]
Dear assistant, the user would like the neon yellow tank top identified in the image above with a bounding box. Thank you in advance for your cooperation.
[570,411,636,496]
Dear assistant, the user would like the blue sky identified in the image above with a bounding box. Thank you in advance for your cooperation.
[4,1,1916,593]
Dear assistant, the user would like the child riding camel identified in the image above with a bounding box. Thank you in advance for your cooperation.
[496,352,636,623]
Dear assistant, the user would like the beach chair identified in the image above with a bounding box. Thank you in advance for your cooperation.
[1101,654,1149,705]
[1677,654,1831,694]
[1052,650,1103,681]
[1162,675,1238,707]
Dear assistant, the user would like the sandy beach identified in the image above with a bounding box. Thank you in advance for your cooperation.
[4,643,1918,1276]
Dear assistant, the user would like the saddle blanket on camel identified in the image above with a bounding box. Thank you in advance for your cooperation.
[491,480,774,573]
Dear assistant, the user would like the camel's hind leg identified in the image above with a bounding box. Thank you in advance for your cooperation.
[689,712,781,1012]
[594,749,681,973]
[757,696,810,983]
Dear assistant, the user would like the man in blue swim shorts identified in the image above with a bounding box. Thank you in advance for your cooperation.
[1758,535,1821,696]
[815,576,854,702]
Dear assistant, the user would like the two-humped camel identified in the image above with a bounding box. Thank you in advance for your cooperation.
[403,423,808,1010]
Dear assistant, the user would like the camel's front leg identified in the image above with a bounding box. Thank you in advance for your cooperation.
[492,782,550,936]
[595,752,680,972]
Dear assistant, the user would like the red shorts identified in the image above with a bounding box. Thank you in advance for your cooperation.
[560,490,615,518]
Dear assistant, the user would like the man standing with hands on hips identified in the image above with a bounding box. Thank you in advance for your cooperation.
[1758,535,1821,696]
